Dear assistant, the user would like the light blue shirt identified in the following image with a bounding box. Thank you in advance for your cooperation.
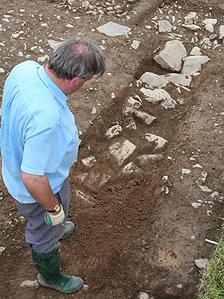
[1,60,79,203]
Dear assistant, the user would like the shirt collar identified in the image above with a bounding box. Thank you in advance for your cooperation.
[37,65,67,106]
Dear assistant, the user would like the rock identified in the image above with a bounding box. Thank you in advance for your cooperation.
[137,154,164,166]
[200,38,212,50]
[82,155,96,168]
[182,168,191,175]
[139,72,167,89]
[211,191,219,199]
[162,73,192,87]
[144,133,168,150]
[184,12,197,25]
[195,258,209,270]
[132,109,156,125]
[74,173,88,184]
[131,40,140,49]
[182,24,201,31]
[191,202,202,209]
[193,163,203,168]
[20,280,39,288]
[0,246,6,254]
[199,185,212,193]
[122,162,142,174]
[37,55,49,63]
[0,68,5,74]
[85,171,111,191]
[190,46,202,56]
[97,21,131,37]
[140,88,176,109]
[47,39,64,50]
[123,96,142,115]
[154,40,187,72]
[105,125,122,139]
[74,189,96,205]
[138,292,149,299]
[125,117,137,130]
[219,25,224,39]
[182,56,209,76]
[109,139,136,165]
[158,20,173,32]
[203,18,217,33]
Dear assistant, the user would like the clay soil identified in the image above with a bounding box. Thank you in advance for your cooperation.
[0,0,224,298]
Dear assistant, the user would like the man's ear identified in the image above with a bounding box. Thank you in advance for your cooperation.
[70,77,80,88]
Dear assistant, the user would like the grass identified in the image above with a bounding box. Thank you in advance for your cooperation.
[198,235,224,299]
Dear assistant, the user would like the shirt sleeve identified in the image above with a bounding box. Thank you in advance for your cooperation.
[21,122,61,175]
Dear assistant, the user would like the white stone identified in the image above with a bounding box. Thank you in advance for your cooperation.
[190,46,202,56]
[184,12,197,25]
[200,38,212,50]
[219,25,224,39]
[109,139,136,165]
[85,171,111,191]
[211,191,219,199]
[122,162,142,174]
[131,40,140,49]
[144,133,168,150]
[123,96,142,115]
[74,189,96,205]
[37,55,49,63]
[139,72,167,89]
[140,88,176,109]
[105,124,122,139]
[199,185,212,193]
[97,21,131,37]
[20,280,39,288]
[191,202,202,209]
[132,109,156,125]
[137,154,163,166]
[158,20,173,32]
[193,163,203,168]
[182,168,191,175]
[182,56,209,76]
[47,39,63,50]
[203,19,217,33]
[182,24,201,31]
[138,292,149,299]
[82,156,96,168]
[195,258,209,269]
[154,40,187,72]
[12,31,24,38]
[162,73,192,87]
[0,246,6,254]
[0,68,5,74]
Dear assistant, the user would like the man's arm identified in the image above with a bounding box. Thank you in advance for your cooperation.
[21,171,58,211]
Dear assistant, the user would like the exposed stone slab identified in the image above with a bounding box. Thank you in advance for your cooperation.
[140,88,176,109]
[97,21,131,37]
[154,40,187,72]
[162,73,192,87]
[109,139,136,165]
[182,56,210,76]
[139,72,168,88]
[132,109,156,126]
[144,133,168,150]
[158,20,173,33]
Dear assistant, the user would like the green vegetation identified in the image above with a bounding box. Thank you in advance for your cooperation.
[198,236,224,299]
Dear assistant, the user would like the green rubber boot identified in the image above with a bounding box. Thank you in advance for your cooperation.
[32,249,83,294]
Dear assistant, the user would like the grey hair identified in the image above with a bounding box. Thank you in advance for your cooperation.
[48,35,106,80]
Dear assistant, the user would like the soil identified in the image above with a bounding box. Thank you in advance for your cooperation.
[0,0,224,298]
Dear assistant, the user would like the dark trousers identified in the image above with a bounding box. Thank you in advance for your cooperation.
[15,179,71,253]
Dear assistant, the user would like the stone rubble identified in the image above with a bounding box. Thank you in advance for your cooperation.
[182,56,210,76]
[131,40,141,49]
[109,139,136,165]
[105,124,122,139]
[190,46,202,56]
[122,162,142,174]
[141,88,176,109]
[182,24,201,31]
[195,258,209,270]
[144,133,168,150]
[85,171,111,191]
[132,109,156,126]
[139,72,168,89]
[0,246,6,254]
[97,21,131,37]
[137,154,164,166]
[184,12,197,25]
[154,40,187,72]
[203,18,217,33]
[219,25,224,39]
[82,156,96,168]
[20,280,39,288]
[158,20,173,33]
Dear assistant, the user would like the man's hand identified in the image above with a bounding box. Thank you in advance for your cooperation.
[21,171,59,211]
[45,203,65,226]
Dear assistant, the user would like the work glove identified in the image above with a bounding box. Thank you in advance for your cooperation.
[45,203,65,226]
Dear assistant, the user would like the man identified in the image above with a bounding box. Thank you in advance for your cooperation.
[1,35,105,294]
